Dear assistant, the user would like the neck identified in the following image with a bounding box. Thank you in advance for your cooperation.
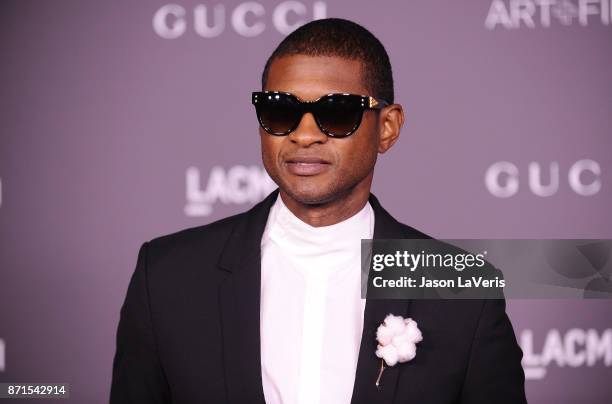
[279,175,373,227]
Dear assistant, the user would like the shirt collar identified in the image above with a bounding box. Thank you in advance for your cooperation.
[262,192,375,255]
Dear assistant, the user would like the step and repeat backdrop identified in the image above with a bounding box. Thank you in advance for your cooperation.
[1,0,611,402]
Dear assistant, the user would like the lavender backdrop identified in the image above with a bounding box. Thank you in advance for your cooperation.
[1,0,611,402]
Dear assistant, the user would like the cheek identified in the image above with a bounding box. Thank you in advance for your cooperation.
[334,141,373,179]
[260,135,282,166]
[338,126,378,170]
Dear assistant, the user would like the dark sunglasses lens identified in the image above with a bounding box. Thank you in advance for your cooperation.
[257,94,301,135]
[316,96,363,136]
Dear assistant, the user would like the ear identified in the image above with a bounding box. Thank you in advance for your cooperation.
[377,104,404,154]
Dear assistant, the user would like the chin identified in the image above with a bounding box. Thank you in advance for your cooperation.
[282,178,351,206]
[281,182,336,205]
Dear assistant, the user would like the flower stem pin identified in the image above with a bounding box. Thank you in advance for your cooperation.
[375,314,423,389]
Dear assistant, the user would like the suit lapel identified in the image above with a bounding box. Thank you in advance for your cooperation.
[216,189,280,403]
[350,194,418,404]
[216,190,419,404]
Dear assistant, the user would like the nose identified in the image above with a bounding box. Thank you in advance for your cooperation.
[288,112,328,147]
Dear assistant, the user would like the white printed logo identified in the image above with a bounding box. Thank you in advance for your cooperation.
[485,0,612,29]
[485,159,602,198]
[0,339,5,371]
[185,165,277,216]
[153,1,327,39]
[520,328,612,380]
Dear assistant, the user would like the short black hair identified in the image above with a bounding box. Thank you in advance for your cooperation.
[261,18,394,104]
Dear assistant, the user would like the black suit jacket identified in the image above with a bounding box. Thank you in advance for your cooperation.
[110,189,527,403]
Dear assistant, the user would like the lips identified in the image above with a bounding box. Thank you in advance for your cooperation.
[284,156,331,176]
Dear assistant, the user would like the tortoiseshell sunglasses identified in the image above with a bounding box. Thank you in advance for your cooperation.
[252,91,389,138]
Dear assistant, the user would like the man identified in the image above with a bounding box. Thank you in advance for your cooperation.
[110,18,527,404]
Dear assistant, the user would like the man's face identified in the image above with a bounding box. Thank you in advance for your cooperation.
[260,55,381,205]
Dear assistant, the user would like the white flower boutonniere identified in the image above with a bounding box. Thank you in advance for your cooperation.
[375,314,423,388]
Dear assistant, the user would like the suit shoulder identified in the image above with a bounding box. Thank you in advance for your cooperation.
[395,220,433,239]
[145,210,247,258]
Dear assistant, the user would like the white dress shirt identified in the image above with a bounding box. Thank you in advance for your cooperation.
[260,193,374,404]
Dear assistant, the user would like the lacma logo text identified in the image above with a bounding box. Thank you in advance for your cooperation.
[185,165,277,217]
[520,328,612,380]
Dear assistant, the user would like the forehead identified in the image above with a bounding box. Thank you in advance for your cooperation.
[264,55,368,101]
